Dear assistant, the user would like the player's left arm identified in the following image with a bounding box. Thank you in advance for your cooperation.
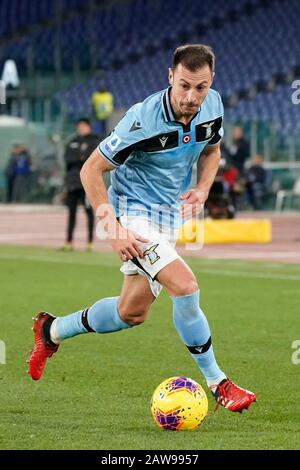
[179,142,221,219]
[180,90,224,219]
[196,141,221,200]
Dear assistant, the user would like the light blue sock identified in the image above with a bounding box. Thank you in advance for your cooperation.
[172,290,226,386]
[55,296,132,341]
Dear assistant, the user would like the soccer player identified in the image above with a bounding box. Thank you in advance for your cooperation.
[28,45,256,413]
[62,118,98,252]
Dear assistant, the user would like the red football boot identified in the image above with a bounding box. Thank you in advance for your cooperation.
[28,312,59,381]
[211,378,256,413]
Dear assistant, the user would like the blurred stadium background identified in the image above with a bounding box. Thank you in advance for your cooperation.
[0,0,300,208]
[1,0,300,451]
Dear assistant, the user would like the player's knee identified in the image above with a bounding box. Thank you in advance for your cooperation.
[173,278,199,297]
[126,315,146,326]
[121,313,147,326]
[119,306,150,326]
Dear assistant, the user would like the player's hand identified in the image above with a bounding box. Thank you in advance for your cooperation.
[179,188,207,220]
[111,225,149,262]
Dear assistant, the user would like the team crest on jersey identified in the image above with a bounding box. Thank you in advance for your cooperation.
[182,134,191,144]
[202,121,215,139]
[195,117,222,143]
[143,244,160,265]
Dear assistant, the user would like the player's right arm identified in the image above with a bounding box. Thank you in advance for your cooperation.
[80,149,147,260]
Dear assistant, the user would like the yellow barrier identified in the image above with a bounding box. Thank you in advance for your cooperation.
[177,219,272,244]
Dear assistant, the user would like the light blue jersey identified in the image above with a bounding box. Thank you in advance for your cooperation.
[98,87,223,228]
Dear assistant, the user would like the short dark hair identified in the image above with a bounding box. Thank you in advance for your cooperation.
[76,117,91,126]
[172,44,215,73]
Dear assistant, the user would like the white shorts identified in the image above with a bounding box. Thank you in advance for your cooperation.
[119,215,180,297]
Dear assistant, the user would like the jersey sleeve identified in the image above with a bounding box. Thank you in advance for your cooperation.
[207,92,224,146]
[98,107,144,167]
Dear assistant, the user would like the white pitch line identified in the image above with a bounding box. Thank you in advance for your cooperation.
[198,268,300,281]
[197,251,300,259]
[0,252,118,268]
[0,232,87,241]
[0,252,299,281]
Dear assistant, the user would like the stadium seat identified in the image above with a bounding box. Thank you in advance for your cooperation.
[275,177,300,211]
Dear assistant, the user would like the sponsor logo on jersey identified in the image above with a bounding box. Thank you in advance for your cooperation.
[159,136,168,148]
[130,120,142,132]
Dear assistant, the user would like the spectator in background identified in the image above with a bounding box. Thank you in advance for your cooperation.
[221,157,240,210]
[226,126,250,176]
[63,118,98,252]
[245,154,267,210]
[220,139,245,210]
[5,144,32,202]
[5,144,18,202]
[91,83,114,136]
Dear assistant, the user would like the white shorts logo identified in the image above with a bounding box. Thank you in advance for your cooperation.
[143,244,160,265]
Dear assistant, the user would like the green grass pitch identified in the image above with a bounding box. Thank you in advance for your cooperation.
[0,245,299,450]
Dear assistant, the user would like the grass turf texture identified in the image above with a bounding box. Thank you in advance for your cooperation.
[0,245,299,450]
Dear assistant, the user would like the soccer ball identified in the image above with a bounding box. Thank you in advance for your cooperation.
[151,376,208,431]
